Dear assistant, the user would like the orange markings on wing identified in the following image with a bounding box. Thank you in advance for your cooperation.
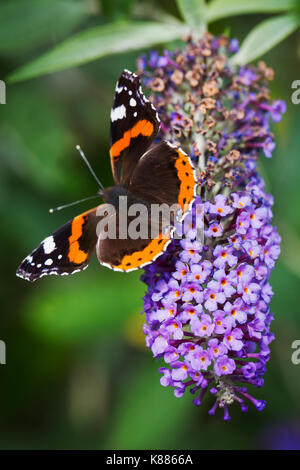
[110,119,154,161]
[174,150,196,211]
[114,233,169,271]
[68,215,88,264]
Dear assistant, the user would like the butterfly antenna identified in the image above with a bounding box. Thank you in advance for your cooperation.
[49,195,100,213]
[76,144,105,190]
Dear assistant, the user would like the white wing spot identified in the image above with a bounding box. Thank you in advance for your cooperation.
[58,254,62,260]
[45,258,53,266]
[130,98,136,107]
[43,236,56,254]
[111,105,126,122]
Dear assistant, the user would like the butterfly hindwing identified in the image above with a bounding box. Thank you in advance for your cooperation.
[16,207,100,282]
[96,211,172,272]
[110,69,160,185]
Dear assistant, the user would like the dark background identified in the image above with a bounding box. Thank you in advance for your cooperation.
[0,0,300,450]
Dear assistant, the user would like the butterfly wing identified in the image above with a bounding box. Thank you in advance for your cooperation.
[128,141,197,216]
[110,69,160,185]
[96,211,172,272]
[16,207,101,282]
[96,142,197,273]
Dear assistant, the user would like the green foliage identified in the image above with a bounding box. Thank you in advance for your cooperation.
[176,0,206,33]
[231,14,299,65]
[8,21,187,83]
[100,0,136,21]
[25,271,145,345]
[0,0,89,55]
[206,0,297,23]
[4,0,299,83]
[0,85,72,193]
[103,360,192,449]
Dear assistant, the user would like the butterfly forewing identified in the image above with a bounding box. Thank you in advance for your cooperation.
[110,69,160,185]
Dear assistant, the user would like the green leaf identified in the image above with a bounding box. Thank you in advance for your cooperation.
[231,14,299,65]
[0,0,89,55]
[207,0,297,22]
[25,271,146,345]
[176,0,206,33]
[8,21,187,83]
[133,2,181,24]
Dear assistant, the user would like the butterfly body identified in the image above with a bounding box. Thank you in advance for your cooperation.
[16,70,197,282]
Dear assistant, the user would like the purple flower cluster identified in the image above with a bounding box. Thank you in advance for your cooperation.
[139,33,284,419]
[142,183,280,419]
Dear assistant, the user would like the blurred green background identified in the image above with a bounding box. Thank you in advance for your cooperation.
[0,0,300,450]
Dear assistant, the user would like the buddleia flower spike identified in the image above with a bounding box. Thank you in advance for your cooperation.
[139,33,284,420]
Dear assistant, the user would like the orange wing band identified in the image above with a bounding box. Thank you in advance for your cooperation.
[174,150,196,211]
[110,119,154,161]
[114,233,169,271]
[68,215,89,264]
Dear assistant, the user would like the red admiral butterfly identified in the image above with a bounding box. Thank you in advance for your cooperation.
[16,70,197,282]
